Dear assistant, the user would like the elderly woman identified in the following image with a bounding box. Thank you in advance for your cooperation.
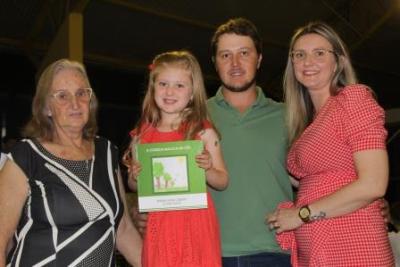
[0,59,142,266]
[267,22,394,266]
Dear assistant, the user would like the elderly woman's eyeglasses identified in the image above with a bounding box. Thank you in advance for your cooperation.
[50,88,93,105]
[291,49,336,64]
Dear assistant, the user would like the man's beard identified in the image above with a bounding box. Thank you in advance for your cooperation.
[221,75,257,93]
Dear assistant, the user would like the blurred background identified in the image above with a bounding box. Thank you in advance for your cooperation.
[0,0,399,217]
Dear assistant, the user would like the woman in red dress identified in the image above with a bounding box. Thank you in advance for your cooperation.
[267,22,394,266]
[125,50,228,267]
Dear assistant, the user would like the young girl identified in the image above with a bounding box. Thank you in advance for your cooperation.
[125,50,229,267]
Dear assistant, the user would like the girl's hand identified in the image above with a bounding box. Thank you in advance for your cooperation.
[125,160,141,192]
[122,147,142,181]
[265,207,303,234]
[129,161,142,181]
[195,149,213,171]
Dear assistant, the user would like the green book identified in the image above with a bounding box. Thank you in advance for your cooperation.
[135,140,207,212]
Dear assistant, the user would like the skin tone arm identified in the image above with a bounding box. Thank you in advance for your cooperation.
[123,141,147,237]
[287,166,391,227]
[115,169,142,266]
[123,142,139,192]
[0,161,29,267]
[267,149,389,233]
[196,128,229,190]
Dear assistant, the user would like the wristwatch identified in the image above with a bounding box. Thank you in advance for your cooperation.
[298,205,311,223]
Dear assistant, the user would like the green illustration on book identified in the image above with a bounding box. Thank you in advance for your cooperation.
[135,140,207,212]
[152,157,189,193]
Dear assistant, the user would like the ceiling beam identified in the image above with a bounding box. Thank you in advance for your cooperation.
[83,52,219,81]
[0,36,221,81]
[350,1,397,50]
[101,0,216,30]
[71,0,91,13]
[101,0,287,49]
[21,0,91,69]
[4,34,400,82]
[320,0,363,38]
[38,12,84,75]
[22,0,53,67]
[38,0,91,75]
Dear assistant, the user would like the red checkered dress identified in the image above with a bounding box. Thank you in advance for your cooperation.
[277,84,394,266]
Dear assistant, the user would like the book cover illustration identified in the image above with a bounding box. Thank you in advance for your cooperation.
[135,140,207,212]
[152,156,189,193]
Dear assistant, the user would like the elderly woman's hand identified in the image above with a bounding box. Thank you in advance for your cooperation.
[266,207,303,234]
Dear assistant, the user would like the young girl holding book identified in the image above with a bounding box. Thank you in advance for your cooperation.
[125,50,228,267]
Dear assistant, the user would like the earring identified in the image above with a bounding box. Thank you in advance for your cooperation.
[48,111,52,117]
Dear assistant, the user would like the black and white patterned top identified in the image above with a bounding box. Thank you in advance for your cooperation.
[6,137,124,267]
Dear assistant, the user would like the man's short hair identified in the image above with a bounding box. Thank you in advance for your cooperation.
[211,17,262,60]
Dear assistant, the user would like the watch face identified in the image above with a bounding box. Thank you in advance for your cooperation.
[300,207,310,219]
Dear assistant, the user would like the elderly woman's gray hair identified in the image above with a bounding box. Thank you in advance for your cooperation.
[23,59,98,140]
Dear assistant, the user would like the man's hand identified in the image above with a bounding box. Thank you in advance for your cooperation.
[381,199,398,232]
[130,205,148,237]
[381,198,391,224]
[266,207,303,234]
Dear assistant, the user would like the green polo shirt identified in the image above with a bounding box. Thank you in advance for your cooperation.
[207,87,293,257]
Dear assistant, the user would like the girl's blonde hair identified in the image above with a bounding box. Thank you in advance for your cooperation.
[136,50,214,140]
[23,59,98,141]
[284,21,358,146]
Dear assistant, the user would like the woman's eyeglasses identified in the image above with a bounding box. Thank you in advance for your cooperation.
[49,88,93,105]
[291,49,336,64]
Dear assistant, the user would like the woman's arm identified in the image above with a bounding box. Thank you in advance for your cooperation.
[267,149,388,233]
[308,149,388,218]
[197,128,229,190]
[0,160,29,266]
[122,139,148,237]
[115,169,142,267]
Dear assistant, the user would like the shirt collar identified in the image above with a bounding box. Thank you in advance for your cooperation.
[215,86,268,108]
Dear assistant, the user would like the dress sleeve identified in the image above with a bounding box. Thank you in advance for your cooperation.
[130,124,152,143]
[202,120,213,130]
[7,140,33,180]
[337,84,387,153]
[129,128,138,138]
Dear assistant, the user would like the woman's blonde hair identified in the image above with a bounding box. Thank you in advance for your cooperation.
[136,50,214,140]
[284,21,358,145]
[23,59,98,141]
